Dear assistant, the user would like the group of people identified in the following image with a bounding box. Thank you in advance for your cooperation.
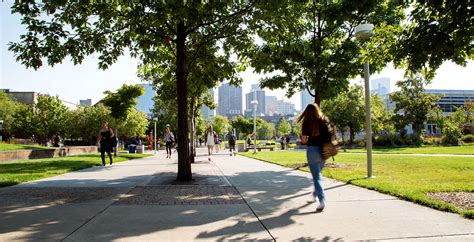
[96,102,329,212]
[204,126,237,161]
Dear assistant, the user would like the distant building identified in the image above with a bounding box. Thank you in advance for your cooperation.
[201,88,215,121]
[79,99,92,106]
[135,83,155,117]
[300,88,314,111]
[217,83,242,119]
[265,96,278,115]
[1,89,38,106]
[245,84,265,116]
[426,89,474,113]
[2,89,77,110]
[273,100,296,116]
[371,77,391,96]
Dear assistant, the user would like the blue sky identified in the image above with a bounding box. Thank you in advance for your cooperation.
[1,2,473,110]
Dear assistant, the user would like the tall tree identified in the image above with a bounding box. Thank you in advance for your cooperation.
[390,74,439,141]
[257,121,275,140]
[393,0,474,79]
[321,85,365,144]
[118,108,149,140]
[9,1,256,181]
[370,94,390,135]
[211,115,230,137]
[101,84,145,140]
[68,104,113,144]
[32,94,70,144]
[251,1,404,104]
[277,118,291,137]
[0,90,20,133]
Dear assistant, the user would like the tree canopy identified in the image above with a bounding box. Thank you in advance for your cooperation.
[250,0,404,104]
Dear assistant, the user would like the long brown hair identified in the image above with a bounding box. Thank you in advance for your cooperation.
[297,103,325,136]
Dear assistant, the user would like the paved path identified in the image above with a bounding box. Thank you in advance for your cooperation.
[0,148,472,241]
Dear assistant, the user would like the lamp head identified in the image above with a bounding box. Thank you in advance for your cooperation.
[355,23,374,40]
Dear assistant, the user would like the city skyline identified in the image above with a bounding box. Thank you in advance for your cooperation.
[2,4,474,112]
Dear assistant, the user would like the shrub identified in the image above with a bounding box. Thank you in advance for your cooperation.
[442,122,462,145]
[422,136,442,145]
[461,134,474,143]
[373,134,394,146]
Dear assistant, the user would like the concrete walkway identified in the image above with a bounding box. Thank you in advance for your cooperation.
[0,148,472,241]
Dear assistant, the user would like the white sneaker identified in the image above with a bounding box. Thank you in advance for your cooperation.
[307,194,317,203]
[316,200,326,211]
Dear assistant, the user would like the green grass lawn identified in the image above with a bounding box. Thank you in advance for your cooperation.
[0,153,151,187]
[240,150,474,219]
[0,143,48,150]
[342,145,474,155]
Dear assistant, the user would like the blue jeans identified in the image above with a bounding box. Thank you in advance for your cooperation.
[306,146,326,202]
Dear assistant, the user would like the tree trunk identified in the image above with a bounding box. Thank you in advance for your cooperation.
[313,88,321,106]
[114,118,118,140]
[189,101,195,163]
[190,99,196,162]
[176,22,192,181]
[349,125,355,145]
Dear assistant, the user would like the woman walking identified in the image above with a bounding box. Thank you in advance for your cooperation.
[205,126,216,161]
[297,103,330,211]
[98,122,115,166]
[164,126,174,159]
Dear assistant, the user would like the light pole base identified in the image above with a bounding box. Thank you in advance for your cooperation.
[365,176,376,179]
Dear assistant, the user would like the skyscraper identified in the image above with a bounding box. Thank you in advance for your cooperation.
[245,84,266,116]
[217,83,242,119]
[201,88,215,121]
[265,95,278,115]
[301,88,314,111]
[371,77,391,96]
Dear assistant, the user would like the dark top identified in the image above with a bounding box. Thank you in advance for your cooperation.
[302,119,330,147]
[100,129,113,150]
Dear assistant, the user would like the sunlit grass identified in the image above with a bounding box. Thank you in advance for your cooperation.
[240,150,474,219]
[342,145,474,155]
[0,153,151,187]
[0,143,47,150]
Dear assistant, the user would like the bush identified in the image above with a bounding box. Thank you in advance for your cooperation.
[373,134,394,146]
[422,136,442,145]
[461,134,474,143]
[461,123,474,135]
[442,122,462,145]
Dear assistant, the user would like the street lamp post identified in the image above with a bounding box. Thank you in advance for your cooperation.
[251,91,258,154]
[355,23,375,178]
[153,117,158,154]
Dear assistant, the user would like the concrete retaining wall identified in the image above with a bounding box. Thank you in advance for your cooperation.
[0,146,98,162]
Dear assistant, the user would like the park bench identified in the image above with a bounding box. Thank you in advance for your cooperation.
[244,146,275,152]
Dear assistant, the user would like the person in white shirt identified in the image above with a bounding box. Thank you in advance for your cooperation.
[164,126,174,159]
[204,126,216,161]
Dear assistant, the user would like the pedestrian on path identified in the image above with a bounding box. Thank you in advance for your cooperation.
[228,132,237,156]
[97,121,115,166]
[205,126,217,161]
[164,125,174,159]
[297,103,330,211]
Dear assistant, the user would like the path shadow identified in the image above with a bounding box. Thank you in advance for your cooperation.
[0,159,340,241]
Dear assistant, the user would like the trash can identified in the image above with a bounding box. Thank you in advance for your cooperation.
[136,145,145,154]
[237,143,245,152]
[128,144,136,153]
